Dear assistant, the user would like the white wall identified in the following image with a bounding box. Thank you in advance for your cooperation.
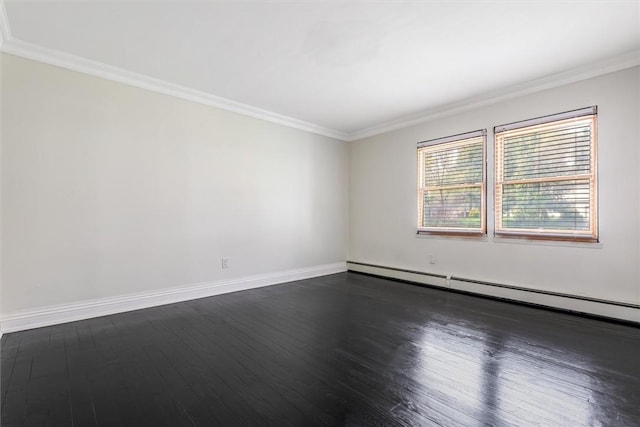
[349,66,640,319]
[1,53,638,327]
[0,53,4,330]
[1,54,348,316]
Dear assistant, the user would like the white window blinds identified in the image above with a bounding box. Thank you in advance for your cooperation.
[494,107,597,241]
[417,130,486,234]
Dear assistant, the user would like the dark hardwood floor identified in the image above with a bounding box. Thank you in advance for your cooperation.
[1,272,639,426]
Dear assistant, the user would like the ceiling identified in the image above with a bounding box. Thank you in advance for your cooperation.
[1,1,639,140]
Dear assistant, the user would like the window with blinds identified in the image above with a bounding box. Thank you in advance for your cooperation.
[494,107,597,241]
[417,130,486,235]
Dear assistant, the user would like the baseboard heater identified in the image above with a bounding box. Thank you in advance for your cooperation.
[346,261,640,325]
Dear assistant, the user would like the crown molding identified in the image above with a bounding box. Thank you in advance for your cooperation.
[0,0,11,46]
[0,0,637,144]
[0,38,350,141]
[345,50,640,141]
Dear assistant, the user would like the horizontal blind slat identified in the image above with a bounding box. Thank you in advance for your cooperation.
[417,130,486,148]
[504,139,591,156]
[494,106,596,133]
[503,126,592,144]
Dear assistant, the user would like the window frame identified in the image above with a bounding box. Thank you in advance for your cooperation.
[494,107,598,242]
[417,129,487,236]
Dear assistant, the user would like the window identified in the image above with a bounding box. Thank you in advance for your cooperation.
[417,130,486,235]
[494,107,597,242]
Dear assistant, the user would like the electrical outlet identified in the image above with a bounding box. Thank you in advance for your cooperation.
[428,255,437,265]
[221,258,230,269]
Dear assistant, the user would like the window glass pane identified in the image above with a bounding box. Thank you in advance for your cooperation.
[423,143,483,187]
[422,186,482,228]
[501,180,591,231]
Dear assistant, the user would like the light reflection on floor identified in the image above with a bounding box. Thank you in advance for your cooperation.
[413,321,600,425]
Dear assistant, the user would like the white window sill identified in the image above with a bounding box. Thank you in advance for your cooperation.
[415,232,603,248]
[415,233,489,242]
[492,237,603,249]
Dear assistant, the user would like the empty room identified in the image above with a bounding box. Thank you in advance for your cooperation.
[1,1,639,426]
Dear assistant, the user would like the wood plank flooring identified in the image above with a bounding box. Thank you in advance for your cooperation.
[1,272,639,426]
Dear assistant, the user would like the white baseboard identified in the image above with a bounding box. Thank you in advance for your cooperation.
[347,262,640,324]
[1,262,347,334]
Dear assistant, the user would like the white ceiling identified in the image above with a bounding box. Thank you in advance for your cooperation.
[1,1,639,140]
